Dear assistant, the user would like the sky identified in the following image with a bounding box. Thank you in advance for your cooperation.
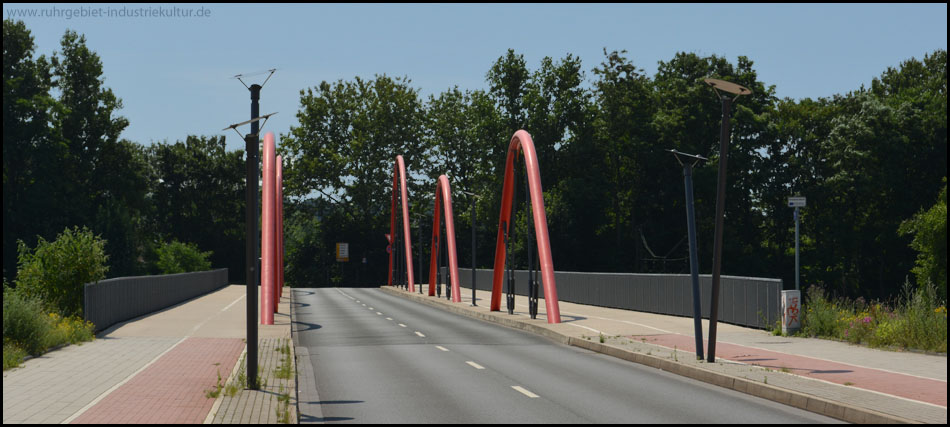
[4,3,947,152]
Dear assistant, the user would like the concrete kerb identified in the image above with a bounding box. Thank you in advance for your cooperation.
[205,345,247,424]
[379,285,917,425]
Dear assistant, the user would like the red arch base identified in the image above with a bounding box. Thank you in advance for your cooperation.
[388,155,415,291]
[428,175,462,302]
[490,130,561,324]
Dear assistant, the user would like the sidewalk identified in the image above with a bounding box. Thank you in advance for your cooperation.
[2,284,295,424]
[382,284,947,424]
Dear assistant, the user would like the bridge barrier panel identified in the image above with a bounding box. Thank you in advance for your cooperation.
[83,268,229,332]
[451,268,780,329]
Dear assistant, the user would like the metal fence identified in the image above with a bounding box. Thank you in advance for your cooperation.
[450,268,781,329]
[84,268,229,332]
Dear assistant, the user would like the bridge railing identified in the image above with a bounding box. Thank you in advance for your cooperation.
[83,268,229,332]
[452,268,781,329]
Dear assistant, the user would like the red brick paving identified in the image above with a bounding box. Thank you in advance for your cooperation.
[631,333,947,407]
[71,337,244,424]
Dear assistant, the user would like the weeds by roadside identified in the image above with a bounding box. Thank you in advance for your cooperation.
[798,281,946,353]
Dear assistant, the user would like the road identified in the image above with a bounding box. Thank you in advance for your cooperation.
[292,287,841,424]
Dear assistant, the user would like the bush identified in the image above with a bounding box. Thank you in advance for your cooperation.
[3,288,53,356]
[899,179,947,300]
[15,226,109,317]
[3,341,27,370]
[155,240,213,274]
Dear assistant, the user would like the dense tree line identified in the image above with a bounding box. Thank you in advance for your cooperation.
[280,48,946,301]
[4,19,945,302]
[3,20,245,283]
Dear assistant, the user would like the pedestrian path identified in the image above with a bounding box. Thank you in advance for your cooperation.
[2,284,295,424]
[384,284,947,424]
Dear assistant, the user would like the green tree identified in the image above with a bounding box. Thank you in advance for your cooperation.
[280,75,427,285]
[3,19,58,282]
[147,135,245,280]
[15,226,109,317]
[155,240,212,274]
[899,179,947,300]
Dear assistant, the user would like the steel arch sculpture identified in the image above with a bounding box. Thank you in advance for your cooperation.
[388,155,415,292]
[491,130,561,324]
[428,175,462,302]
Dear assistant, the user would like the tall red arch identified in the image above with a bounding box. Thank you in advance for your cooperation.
[428,175,462,302]
[388,155,415,291]
[491,130,561,324]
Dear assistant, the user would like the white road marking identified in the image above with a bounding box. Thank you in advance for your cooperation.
[386,317,393,321]
[376,312,383,315]
[221,294,246,312]
[415,331,426,337]
[512,386,539,398]
[435,346,450,352]
[567,323,603,335]
[399,324,407,328]
[466,361,485,370]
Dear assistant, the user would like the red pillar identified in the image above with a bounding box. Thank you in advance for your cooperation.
[261,133,276,325]
[275,155,284,312]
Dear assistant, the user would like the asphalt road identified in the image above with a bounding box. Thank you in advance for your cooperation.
[292,287,841,424]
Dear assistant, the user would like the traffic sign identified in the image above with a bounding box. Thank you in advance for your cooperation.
[336,243,349,262]
[788,196,806,207]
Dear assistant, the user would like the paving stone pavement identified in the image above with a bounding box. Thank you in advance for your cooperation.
[2,285,295,424]
[210,337,297,424]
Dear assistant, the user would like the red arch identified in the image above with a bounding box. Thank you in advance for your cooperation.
[490,130,561,324]
[388,155,415,291]
[428,175,462,302]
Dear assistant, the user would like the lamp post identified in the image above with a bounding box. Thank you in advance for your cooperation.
[668,149,707,360]
[224,69,277,390]
[459,190,481,306]
[704,78,751,363]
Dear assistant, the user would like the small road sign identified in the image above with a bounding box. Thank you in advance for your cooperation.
[336,243,349,262]
[788,196,806,207]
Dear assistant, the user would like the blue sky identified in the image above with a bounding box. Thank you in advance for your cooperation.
[4,3,947,152]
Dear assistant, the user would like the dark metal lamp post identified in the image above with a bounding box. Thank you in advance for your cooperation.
[703,78,751,363]
[668,149,707,360]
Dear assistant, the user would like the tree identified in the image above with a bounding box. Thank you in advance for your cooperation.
[147,135,245,280]
[899,179,947,300]
[3,19,58,281]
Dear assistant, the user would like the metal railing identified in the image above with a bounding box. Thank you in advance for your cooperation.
[83,268,229,332]
[452,268,781,329]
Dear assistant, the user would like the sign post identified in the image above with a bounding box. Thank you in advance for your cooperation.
[788,196,806,292]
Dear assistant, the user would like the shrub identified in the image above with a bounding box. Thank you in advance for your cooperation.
[155,240,212,274]
[15,226,109,317]
[3,341,27,370]
[3,288,53,356]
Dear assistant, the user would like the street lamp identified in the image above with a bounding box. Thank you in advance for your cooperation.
[704,78,750,363]
[668,149,707,360]
[458,190,482,307]
[223,68,277,390]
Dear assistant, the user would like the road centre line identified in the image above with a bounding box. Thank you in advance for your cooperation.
[415,331,426,337]
[435,346,450,352]
[511,386,539,398]
[466,361,485,370]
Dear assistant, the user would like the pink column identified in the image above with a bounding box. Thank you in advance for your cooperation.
[275,156,284,312]
[261,133,276,325]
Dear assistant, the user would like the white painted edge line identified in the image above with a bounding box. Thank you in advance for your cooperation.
[399,324,407,328]
[221,294,246,312]
[62,336,188,424]
[511,386,539,398]
[415,331,426,338]
[643,338,949,410]
[435,346,450,352]
[466,361,485,370]
[566,323,602,335]
[719,340,948,384]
